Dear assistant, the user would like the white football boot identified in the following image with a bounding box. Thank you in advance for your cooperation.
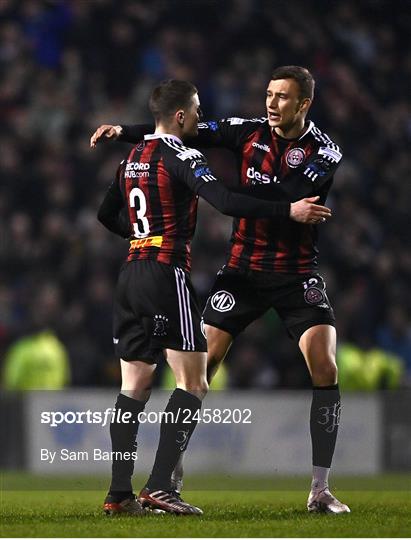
[307,487,350,514]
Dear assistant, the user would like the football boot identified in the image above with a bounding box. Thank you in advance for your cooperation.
[103,493,146,516]
[139,488,203,515]
[307,488,350,514]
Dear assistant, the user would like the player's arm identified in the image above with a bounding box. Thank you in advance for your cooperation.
[235,183,333,223]
[174,153,331,223]
[200,183,330,222]
[198,180,290,218]
[186,117,260,150]
[90,117,254,149]
[90,124,153,147]
[97,163,130,238]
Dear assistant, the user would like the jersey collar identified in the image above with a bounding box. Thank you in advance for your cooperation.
[271,120,314,142]
[299,120,314,139]
[144,133,183,144]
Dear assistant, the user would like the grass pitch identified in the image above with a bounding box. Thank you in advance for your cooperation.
[1,473,410,537]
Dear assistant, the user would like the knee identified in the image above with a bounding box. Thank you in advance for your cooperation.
[182,378,209,401]
[299,326,338,386]
[311,359,338,386]
[121,377,153,402]
[121,387,152,402]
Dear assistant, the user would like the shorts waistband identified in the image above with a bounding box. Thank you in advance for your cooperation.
[225,264,315,278]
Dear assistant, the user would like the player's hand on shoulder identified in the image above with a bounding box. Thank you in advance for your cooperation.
[90,125,122,147]
[290,196,332,224]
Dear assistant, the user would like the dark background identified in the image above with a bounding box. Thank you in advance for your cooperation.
[1,0,410,389]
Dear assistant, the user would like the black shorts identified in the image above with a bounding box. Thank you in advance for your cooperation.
[203,267,335,340]
[113,260,207,362]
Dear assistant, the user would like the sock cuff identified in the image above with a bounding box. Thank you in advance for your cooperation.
[312,384,339,391]
[116,392,146,414]
[170,388,201,409]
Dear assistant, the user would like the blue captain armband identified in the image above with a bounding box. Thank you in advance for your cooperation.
[303,158,332,182]
[194,166,213,178]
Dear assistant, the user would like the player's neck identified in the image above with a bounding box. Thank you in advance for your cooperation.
[154,123,183,141]
[274,119,306,140]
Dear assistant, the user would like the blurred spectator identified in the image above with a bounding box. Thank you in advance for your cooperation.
[0,0,409,388]
[2,330,70,390]
[377,306,411,382]
[337,343,403,391]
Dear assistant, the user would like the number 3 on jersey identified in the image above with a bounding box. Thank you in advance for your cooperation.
[129,187,150,238]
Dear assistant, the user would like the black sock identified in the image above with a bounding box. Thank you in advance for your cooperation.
[310,384,341,468]
[146,389,201,491]
[109,393,145,495]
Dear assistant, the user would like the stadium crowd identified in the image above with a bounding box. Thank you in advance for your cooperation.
[1,0,410,388]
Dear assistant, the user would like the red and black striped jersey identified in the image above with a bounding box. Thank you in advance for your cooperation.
[197,118,342,273]
[98,133,291,272]
[120,119,343,274]
[122,134,200,272]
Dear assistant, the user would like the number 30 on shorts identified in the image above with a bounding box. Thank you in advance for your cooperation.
[129,187,150,238]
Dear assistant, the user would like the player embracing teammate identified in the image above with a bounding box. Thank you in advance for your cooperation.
[95,77,330,516]
[92,66,350,514]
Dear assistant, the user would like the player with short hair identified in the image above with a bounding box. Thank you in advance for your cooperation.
[92,66,350,514]
[98,78,331,516]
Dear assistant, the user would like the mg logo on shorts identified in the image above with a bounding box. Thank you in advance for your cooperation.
[211,290,235,312]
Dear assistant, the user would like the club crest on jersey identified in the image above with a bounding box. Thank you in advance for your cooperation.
[286,147,306,168]
[136,141,145,151]
[211,290,235,312]
[153,314,169,337]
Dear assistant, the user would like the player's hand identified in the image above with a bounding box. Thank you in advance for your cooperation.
[289,196,332,224]
[90,125,122,147]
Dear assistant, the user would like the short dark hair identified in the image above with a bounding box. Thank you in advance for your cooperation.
[271,66,315,100]
[149,79,198,122]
